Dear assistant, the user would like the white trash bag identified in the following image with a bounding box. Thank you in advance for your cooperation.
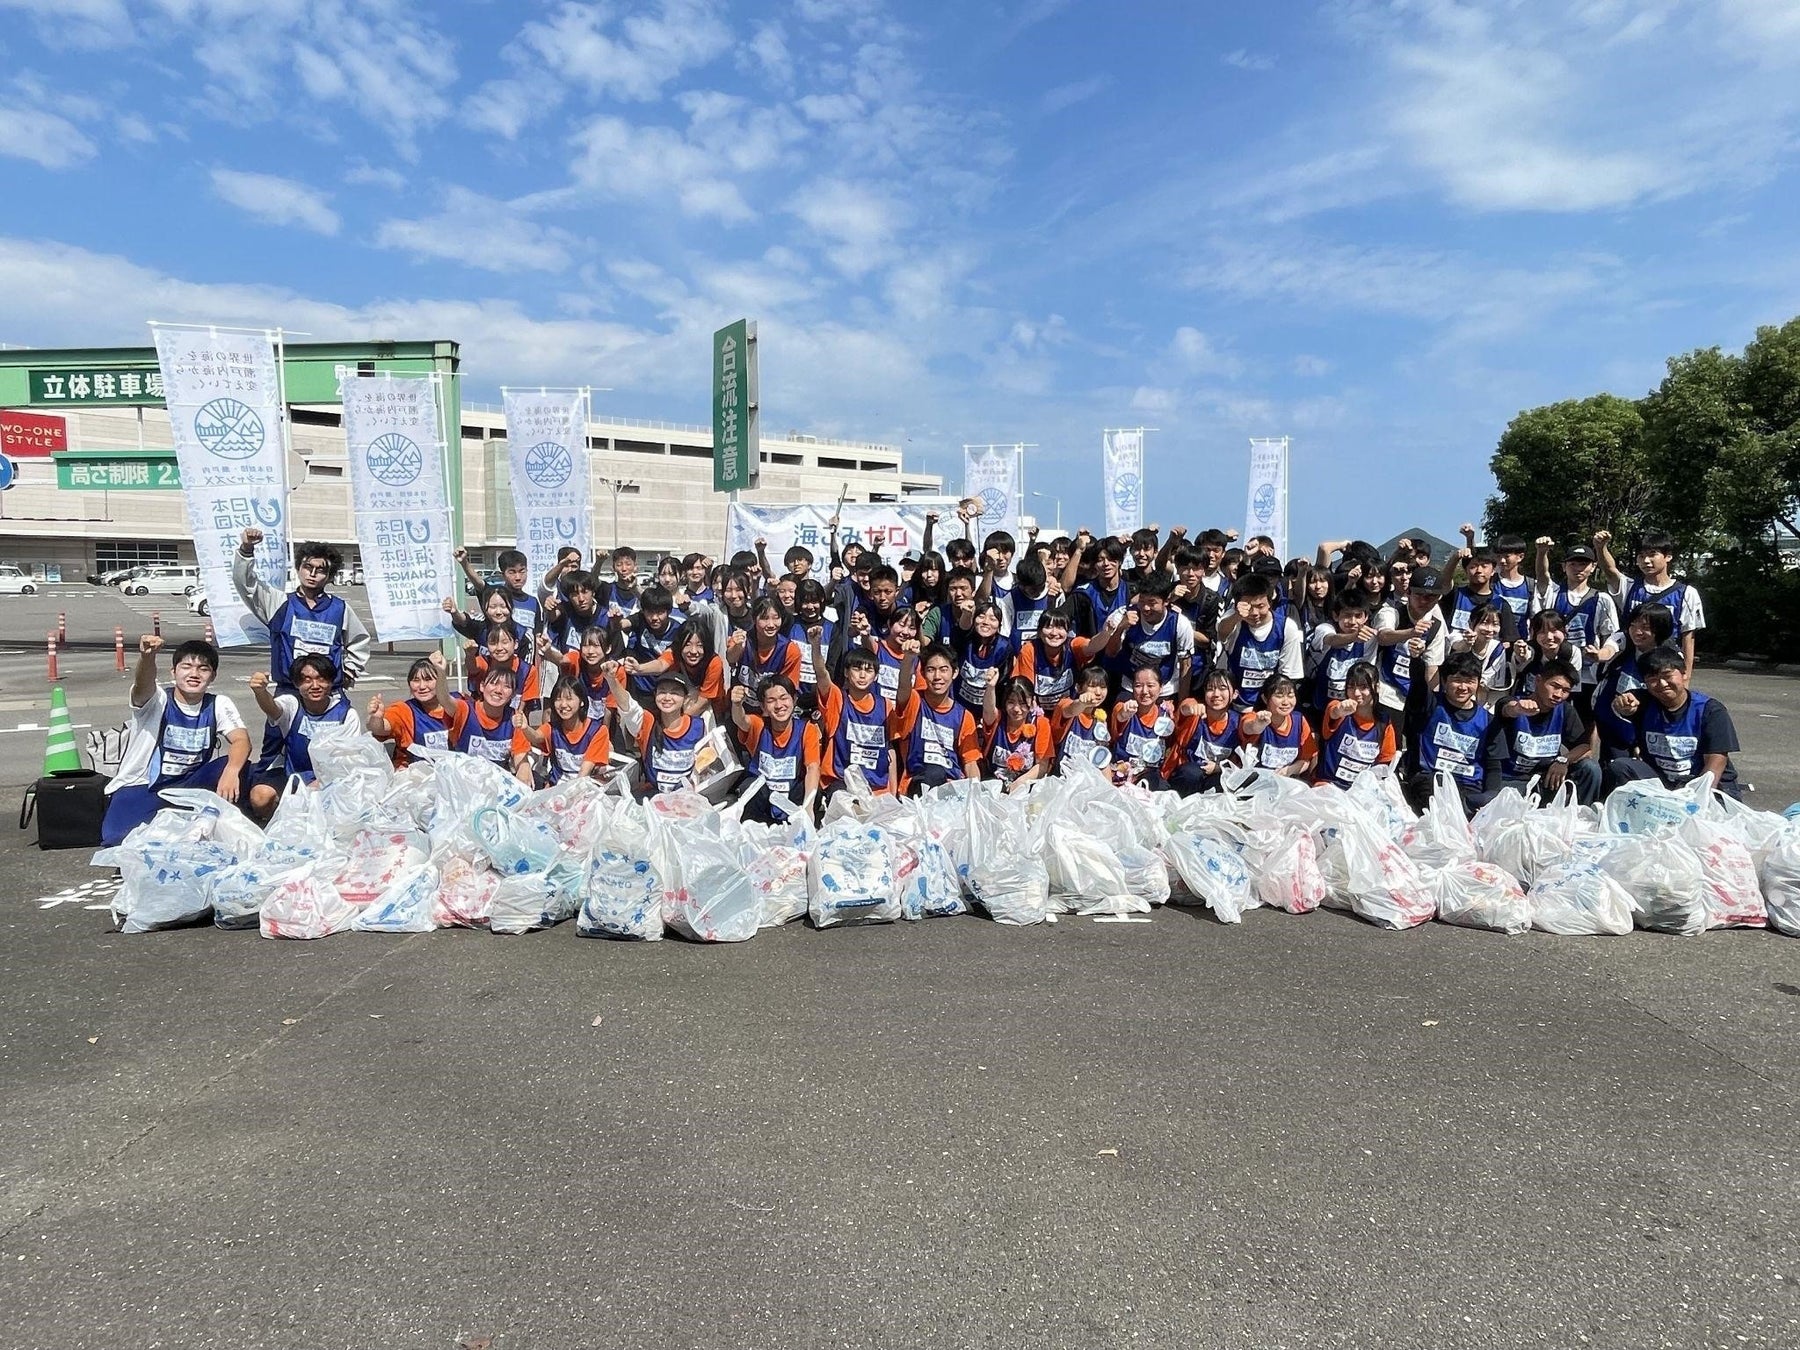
[1529,842,1637,936]
[665,834,760,943]
[894,835,967,920]
[260,868,357,939]
[1598,829,1708,935]
[960,788,1049,926]
[1431,859,1530,935]
[111,838,238,933]
[1602,773,1713,836]
[808,821,903,928]
[1165,831,1255,923]
[1758,828,1800,937]
[352,863,440,933]
[490,864,583,935]
[578,849,665,940]
[1677,818,1767,929]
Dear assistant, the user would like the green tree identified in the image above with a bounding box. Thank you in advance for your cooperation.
[1637,345,1746,554]
[1483,394,1650,545]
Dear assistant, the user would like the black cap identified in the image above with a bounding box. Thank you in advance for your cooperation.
[1410,567,1446,594]
[653,670,691,693]
[1565,544,1596,562]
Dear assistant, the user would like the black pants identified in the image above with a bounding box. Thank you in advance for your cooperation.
[906,764,954,796]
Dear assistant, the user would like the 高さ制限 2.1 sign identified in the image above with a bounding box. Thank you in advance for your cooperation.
[712,318,759,493]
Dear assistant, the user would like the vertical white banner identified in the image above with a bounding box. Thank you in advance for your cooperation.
[340,371,456,641]
[1102,429,1144,537]
[502,388,591,583]
[1244,437,1289,560]
[151,323,288,647]
[962,445,1020,545]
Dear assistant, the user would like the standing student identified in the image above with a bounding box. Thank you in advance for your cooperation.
[1507,610,1574,701]
[1013,606,1086,713]
[1064,534,1131,640]
[541,570,605,657]
[891,643,983,794]
[787,577,840,711]
[1531,538,1620,705]
[1489,534,1533,622]
[444,586,530,657]
[1215,572,1304,712]
[1593,602,1675,765]
[101,636,253,847]
[1495,658,1600,804]
[1376,566,1448,714]
[1439,533,1519,641]
[233,528,370,694]
[732,597,803,715]
[1104,572,1195,701]
[1239,675,1318,779]
[619,585,681,709]
[244,657,360,819]
[1604,647,1741,799]
[1316,662,1397,789]
[996,551,1052,641]
[1309,591,1379,713]
[1169,546,1223,671]
[368,655,455,768]
[458,546,540,634]
[951,598,1016,716]
[730,676,821,823]
[466,622,541,716]
[981,675,1054,792]
[601,545,642,617]
[1596,529,1704,676]
[1402,650,1502,817]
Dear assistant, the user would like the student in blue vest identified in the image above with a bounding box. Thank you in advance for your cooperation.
[608,666,721,797]
[950,597,1016,716]
[1102,571,1196,701]
[892,643,983,794]
[786,577,842,714]
[1592,602,1675,767]
[731,675,822,823]
[1490,534,1533,623]
[233,528,370,696]
[541,569,606,657]
[458,546,541,634]
[817,639,913,799]
[1308,590,1380,715]
[1439,530,1520,642]
[618,584,681,710]
[1530,537,1620,713]
[1402,649,1503,816]
[1603,646,1741,800]
[101,635,253,847]
[1315,661,1398,790]
[448,665,531,780]
[1594,528,1705,677]
[1215,571,1304,713]
[519,676,615,787]
[1165,666,1242,795]
[244,656,361,820]
[367,655,455,768]
[1375,565,1448,716]
[1495,658,1601,804]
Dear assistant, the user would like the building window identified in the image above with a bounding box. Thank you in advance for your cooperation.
[860,460,896,473]
[769,452,803,465]
[290,408,342,427]
[614,438,664,455]
[869,492,897,503]
[96,540,179,570]
[307,462,345,479]
[668,443,711,458]
[817,455,858,470]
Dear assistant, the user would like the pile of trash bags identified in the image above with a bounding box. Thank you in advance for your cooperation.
[94,729,1800,943]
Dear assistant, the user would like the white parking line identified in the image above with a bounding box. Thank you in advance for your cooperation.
[0,721,92,735]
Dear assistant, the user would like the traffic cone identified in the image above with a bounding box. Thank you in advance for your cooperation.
[43,686,82,774]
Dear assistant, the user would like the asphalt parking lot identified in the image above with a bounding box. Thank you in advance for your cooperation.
[1,584,1798,1348]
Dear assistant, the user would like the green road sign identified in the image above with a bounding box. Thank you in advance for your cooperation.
[711,318,759,493]
[29,366,165,406]
[53,449,182,490]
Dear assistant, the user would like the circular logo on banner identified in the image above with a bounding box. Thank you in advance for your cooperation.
[555,514,579,541]
[1111,471,1141,513]
[406,518,433,545]
[194,398,265,461]
[978,487,1007,522]
[1253,482,1277,524]
[367,433,423,486]
[524,440,573,488]
[251,497,283,528]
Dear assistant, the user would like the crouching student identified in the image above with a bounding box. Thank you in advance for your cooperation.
[245,658,361,821]
[1316,661,1397,790]
[1165,666,1242,795]
[367,655,453,768]
[102,636,252,847]
[449,664,532,782]
[519,676,614,787]
[1239,675,1318,780]
[892,643,982,795]
[818,640,913,798]
[1402,650,1502,816]
[1053,665,1115,773]
[1109,664,1192,789]
[607,667,718,797]
[982,675,1054,794]
[730,676,821,823]
[1496,658,1600,804]
[1603,647,1742,800]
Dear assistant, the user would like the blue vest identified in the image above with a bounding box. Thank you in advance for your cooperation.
[1060,712,1112,770]
[832,690,894,791]
[1124,610,1182,685]
[1250,713,1307,771]
[267,591,350,688]
[1011,591,1050,641]
[735,634,795,714]
[1641,692,1712,786]
[506,591,542,633]
[1418,701,1493,786]
[547,718,606,784]
[1179,710,1241,768]
[644,715,710,793]
[752,721,808,802]
[1113,706,1175,769]
[1380,614,1440,702]
[625,620,679,699]
[1594,652,1646,751]
[548,606,603,656]
[1023,637,1075,711]
[905,699,970,780]
[1445,587,1490,633]
[1504,703,1569,778]
[1316,633,1377,707]
[1493,576,1532,619]
[1320,713,1385,788]
[787,618,835,697]
[401,697,450,758]
[151,690,219,787]
[987,716,1046,783]
[1227,616,1287,705]
[954,634,1013,713]
[259,693,352,780]
[1623,578,1690,637]
[452,695,515,765]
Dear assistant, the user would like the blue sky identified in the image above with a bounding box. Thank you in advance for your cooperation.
[2,0,1798,552]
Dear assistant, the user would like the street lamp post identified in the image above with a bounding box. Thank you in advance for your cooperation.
[1030,491,1062,532]
[598,477,639,555]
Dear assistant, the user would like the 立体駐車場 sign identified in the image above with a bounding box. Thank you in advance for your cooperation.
[29,367,165,406]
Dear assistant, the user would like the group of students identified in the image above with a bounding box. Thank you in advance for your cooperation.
[96,511,1744,847]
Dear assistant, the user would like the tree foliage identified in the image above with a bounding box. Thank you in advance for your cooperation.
[1484,315,1800,655]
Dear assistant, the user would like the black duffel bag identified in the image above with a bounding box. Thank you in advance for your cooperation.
[21,769,110,850]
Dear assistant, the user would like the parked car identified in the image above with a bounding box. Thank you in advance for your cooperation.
[123,565,201,597]
[463,569,504,596]
[188,589,210,617]
[0,564,39,595]
[101,566,147,587]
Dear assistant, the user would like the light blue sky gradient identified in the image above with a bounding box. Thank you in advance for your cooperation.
[2,0,1797,551]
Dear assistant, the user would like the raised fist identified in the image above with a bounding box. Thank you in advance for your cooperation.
[138,633,163,655]
[1329,698,1356,720]
[1535,535,1554,547]
[249,670,270,690]
[239,527,264,552]
[1592,529,1611,547]
[454,546,469,562]
[367,694,385,717]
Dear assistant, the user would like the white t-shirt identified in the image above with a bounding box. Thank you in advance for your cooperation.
[1614,576,1705,634]
[109,687,246,793]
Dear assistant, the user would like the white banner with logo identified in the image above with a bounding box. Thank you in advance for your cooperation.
[1243,436,1289,560]
[151,323,288,647]
[1102,429,1143,537]
[340,371,456,641]
[502,387,591,583]
[724,500,957,569]
[962,445,1020,545]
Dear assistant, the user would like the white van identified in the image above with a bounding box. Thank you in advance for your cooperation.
[0,564,38,595]
[123,565,201,597]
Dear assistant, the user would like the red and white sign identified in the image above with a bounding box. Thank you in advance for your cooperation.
[0,409,67,458]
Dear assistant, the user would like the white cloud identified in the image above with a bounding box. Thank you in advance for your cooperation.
[344,160,405,191]
[1222,48,1275,71]
[210,168,340,234]
[0,106,98,169]
[115,112,156,144]
[744,22,793,86]
[1292,354,1333,377]
[376,188,575,274]
[1039,74,1110,115]
[517,0,732,102]
[1169,326,1241,376]
[559,114,754,222]
[788,178,906,277]
[463,79,545,140]
[0,0,135,49]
